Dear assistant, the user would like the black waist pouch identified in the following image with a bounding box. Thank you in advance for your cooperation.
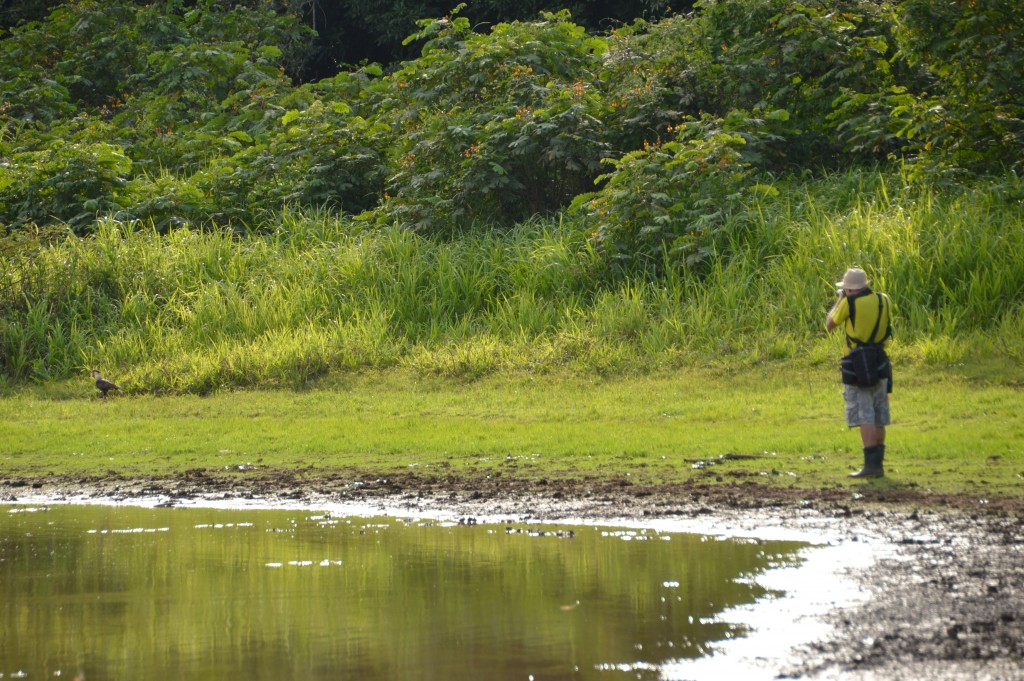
[841,345,890,389]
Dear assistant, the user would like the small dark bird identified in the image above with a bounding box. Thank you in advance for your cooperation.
[91,370,121,397]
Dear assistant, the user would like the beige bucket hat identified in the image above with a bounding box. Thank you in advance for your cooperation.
[836,268,870,290]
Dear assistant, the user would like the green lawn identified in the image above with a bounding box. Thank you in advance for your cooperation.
[2,365,1022,499]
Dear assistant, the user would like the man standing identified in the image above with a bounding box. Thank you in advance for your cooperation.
[826,268,893,478]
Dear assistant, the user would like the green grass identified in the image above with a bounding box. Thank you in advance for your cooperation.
[2,169,1022,503]
[2,170,1023,392]
[2,364,1022,500]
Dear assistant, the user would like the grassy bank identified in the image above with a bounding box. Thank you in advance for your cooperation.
[2,170,1023,502]
[2,365,1022,501]
[3,170,1023,393]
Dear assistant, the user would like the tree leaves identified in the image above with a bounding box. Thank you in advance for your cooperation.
[1,0,1020,251]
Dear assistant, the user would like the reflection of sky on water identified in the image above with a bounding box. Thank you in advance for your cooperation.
[1,500,877,680]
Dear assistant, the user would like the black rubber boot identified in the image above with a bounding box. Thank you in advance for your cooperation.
[849,444,885,478]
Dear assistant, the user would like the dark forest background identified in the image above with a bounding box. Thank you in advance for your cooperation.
[1,0,682,79]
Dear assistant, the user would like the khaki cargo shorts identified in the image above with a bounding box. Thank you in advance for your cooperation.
[844,379,890,427]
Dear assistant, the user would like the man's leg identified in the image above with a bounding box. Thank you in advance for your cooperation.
[859,424,885,448]
[848,382,888,478]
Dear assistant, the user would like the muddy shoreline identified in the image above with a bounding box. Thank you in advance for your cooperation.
[4,472,1023,680]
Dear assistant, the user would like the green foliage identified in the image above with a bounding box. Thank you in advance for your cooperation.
[9,0,142,107]
[116,172,213,232]
[894,0,1024,173]
[0,0,57,29]
[2,0,1024,386]
[295,0,676,78]
[4,0,1022,237]
[370,10,610,230]
[0,133,132,233]
[574,110,786,273]
[690,0,899,167]
[4,171,1021,390]
[0,0,316,231]
[0,0,312,110]
[253,100,389,215]
[0,63,73,125]
[113,3,311,172]
[596,17,709,153]
[163,81,390,229]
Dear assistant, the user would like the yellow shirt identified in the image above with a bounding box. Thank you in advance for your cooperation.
[831,291,892,348]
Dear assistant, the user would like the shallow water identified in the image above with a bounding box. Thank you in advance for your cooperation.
[1,504,808,680]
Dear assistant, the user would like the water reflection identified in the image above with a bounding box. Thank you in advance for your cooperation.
[0,505,806,680]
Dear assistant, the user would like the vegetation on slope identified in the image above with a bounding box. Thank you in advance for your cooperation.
[3,171,1022,391]
[1,0,1022,390]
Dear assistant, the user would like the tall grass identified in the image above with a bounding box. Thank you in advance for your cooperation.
[2,170,1022,392]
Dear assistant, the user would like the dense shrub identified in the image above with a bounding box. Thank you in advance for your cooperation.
[0,134,132,233]
[687,0,899,167]
[573,110,786,274]
[0,0,315,231]
[369,11,610,231]
[2,0,1021,257]
[894,0,1024,173]
[596,16,712,154]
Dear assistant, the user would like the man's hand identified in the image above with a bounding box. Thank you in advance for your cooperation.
[826,290,844,332]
